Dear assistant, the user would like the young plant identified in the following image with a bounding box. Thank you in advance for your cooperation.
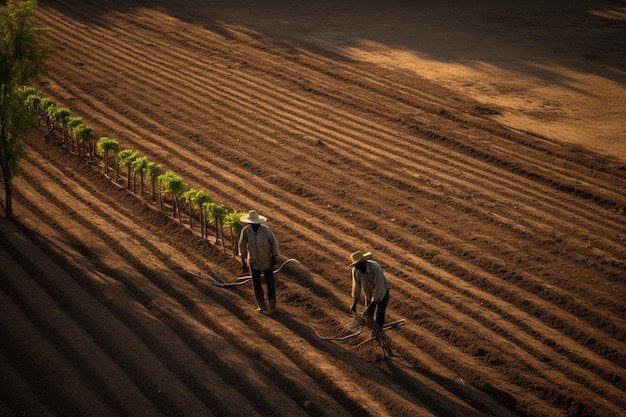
[182,188,200,228]
[39,97,56,120]
[96,137,119,178]
[71,124,95,160]
[16,86,38,101]
[224,210,247,257]
[158,171,186,223]
[66,117,82,151]
[117,149,139,189]
[192,190,212,238]
[146,161,162,204]
[205,202,227,250]
[24,93,42,120]
[51,107,71,145]
[43,101,57,139]
[131,156,149,196]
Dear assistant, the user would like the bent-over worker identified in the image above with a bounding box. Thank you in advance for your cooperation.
[348,250,390,327]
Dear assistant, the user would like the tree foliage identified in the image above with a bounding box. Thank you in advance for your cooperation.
[118,149,138,189]
[96,136,119,178]
[205,201,227,249]
[224,210,246,257]
[0,0,51,220]
[146,161,162,204]
[182,188,199,229]
[131,155,149,196]
[192,190,212,238]
[158,171,186,223]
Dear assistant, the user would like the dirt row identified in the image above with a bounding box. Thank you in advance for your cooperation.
[1,1,625,416]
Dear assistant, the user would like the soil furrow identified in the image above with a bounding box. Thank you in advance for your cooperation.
[33,47,624,412]
[22,126,620,416]
[36,9,620,282]
[2,3,622,417]
[0,244,165,416]
[15,142,398,416]
[0,289,121,416]
[39,5,624,264]
[40,5,624,354]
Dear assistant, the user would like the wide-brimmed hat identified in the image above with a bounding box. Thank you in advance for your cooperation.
[240,210,267,224]
[348,250,371,267]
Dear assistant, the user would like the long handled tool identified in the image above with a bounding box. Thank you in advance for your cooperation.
[355,316,405,357]
[312,315,405,357]
[187,258,300,287]
[235,258,300,281]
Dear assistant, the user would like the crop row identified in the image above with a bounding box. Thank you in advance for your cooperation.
[20,86,247,256]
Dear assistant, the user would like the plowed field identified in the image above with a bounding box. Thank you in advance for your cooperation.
[1,1,625,416]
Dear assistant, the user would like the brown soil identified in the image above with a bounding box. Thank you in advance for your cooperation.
[1,1,625,416]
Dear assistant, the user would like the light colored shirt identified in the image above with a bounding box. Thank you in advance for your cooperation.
[238,224,279,271]
[351,260,390,303]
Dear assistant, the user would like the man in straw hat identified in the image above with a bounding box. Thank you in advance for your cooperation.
[238,210,280,314]
[348,250,390,327]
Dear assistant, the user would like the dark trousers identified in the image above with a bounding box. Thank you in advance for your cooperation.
[374,289,390,327]
[251,269,275,301]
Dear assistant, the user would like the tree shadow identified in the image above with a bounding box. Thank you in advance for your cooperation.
[39,0,626,91]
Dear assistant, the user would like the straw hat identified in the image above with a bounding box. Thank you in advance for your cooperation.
[348,250,371,267]
[240,210,267,224]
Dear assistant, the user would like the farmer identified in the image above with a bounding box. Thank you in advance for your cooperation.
[348,250,390,327]
[238,210,280,315]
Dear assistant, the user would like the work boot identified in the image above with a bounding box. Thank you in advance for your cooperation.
[265,298,277,315]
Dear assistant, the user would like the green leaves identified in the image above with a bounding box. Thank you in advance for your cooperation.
[96,137,119,176]
[1,1,51,219]
[224,210,246,236]
[158,171,186,198]
[118,149,138,167]
[96,137,120,155]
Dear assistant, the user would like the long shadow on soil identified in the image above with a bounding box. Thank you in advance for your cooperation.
[277,312,503,417]
[384,357,524,417]
[41,0,626,91]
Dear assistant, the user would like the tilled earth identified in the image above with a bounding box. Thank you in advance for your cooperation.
[1,1,625,417]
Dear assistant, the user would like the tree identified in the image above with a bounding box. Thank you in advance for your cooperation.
[44,101,56,138]
[96,136,119,178]
[158,171,186,223]
[0,0,51,220]
[23,91,41,122]
[66,116,81,151]
[117,149,138,189]
[70,123,93,159]
[131,155,148,196]
[192,190,212,238]
[23,90,40,111]
[39,96,55,117]
[51,106,70,144]
[16,85,37,101]
[182,188,199,229]
[78,124,96,160]
[224,210,246,257]
[146,161,162,204]
[39,96,55,139]
[17,86,38,116]
[205,201,227,250]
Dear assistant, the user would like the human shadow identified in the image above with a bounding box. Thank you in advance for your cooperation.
[276,311,520,417]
